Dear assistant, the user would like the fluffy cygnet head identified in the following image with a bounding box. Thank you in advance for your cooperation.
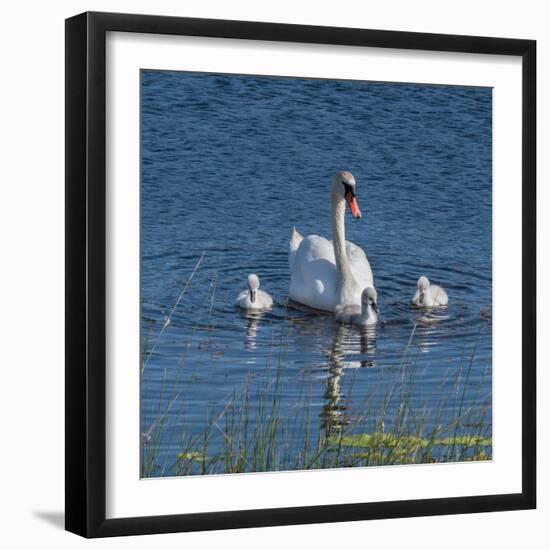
[361,287,378,313]
[332,171,361,219]
[247,274,260,303]
[417,276,430,305]
[417,276,430,291]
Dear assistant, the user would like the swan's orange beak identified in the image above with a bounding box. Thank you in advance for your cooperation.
[345,192,362,219]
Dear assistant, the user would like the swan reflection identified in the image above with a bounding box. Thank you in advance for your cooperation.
[359,326,377,368]
[238,310,267,351]
[320,323,378,441]
[320,324,348,440]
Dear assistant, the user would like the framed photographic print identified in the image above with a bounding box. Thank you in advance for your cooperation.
[65,11,536,538]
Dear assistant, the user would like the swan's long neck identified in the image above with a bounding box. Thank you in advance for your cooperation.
[331,193,354,299]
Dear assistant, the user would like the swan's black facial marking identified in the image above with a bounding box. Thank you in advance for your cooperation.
[342,181,356,197]
[249,289,257,303]
[366,292,378,313]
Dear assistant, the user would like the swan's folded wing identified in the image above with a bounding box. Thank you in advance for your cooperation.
[345,240,367,262]
[302,235,336,262]
[291,235,335,279]
[289,237,339,311]
[345,240,374,288]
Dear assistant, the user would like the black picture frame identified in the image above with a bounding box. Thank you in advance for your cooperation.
[65,11,536,538]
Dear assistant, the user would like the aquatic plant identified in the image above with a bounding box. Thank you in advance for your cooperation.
[141,288,492,477]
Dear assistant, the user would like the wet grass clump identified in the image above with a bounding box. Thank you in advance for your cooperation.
[141,293,491,477]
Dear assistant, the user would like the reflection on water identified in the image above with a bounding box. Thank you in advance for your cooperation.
[320,324,378,441]
[238,310,266,351]
[140,70,493,475]
[320,324,349,440]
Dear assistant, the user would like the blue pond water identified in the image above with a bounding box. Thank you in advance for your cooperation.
[140,70,492,476]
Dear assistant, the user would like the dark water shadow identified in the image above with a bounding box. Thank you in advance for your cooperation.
[32,510,64,530]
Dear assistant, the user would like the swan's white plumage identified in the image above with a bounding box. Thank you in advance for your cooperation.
[288,172,374,312]
[290,235,373,311]
[411,276,448,307]
[235,274,273,311]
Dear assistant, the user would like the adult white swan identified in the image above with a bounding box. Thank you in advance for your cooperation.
[288,171,374,311]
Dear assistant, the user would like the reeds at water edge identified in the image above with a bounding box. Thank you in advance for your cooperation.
[140,260,492,478]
